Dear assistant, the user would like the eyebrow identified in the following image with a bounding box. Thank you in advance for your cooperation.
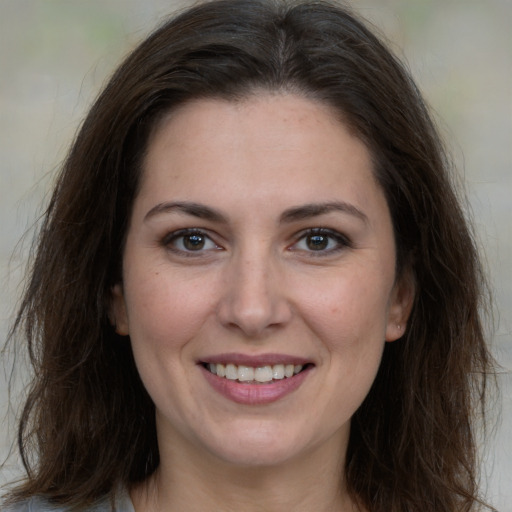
[144,200,368,224]
[279,201,368,224]
[144,201,228,223]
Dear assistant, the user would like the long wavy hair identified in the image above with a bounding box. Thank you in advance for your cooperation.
[5,1,495,510]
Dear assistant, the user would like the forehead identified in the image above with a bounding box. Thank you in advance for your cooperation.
[133,93,390,231]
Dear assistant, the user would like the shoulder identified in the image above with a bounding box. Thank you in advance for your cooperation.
[2,491,134,512]
[2,496,63,512]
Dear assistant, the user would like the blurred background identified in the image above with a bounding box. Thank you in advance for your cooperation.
[1,0,510,509]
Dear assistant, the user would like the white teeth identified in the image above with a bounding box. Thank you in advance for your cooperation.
[207,362,304,382]
[254,366,273,383]
[238,365,254,381]
[225,364,238,380]
[272,364,285,379]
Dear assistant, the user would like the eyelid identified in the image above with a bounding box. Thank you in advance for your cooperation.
[162,228,223,255]
[289,228,352,254]
[161,227,351,257]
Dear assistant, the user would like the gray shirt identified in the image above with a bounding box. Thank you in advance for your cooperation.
[2,489,135,512]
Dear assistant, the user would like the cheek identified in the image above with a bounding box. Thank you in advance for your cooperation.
[298,267,393,347]
[124,269,217,353]
[123,271,218,412]
[295,267,391,409]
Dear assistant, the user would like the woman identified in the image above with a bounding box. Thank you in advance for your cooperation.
[3,0,496,510]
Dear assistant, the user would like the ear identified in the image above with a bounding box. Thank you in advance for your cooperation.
[109,283,130,336]
[385,269,415,342]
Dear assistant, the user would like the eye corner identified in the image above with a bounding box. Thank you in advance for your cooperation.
[161,228,224,256]
[289,227,352,256]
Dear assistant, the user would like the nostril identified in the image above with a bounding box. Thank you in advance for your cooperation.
[216,283,293,337]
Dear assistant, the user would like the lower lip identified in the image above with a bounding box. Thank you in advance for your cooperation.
[200,365,312,405]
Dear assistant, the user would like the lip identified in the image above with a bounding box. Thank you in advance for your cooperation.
[199,358,313,405]
[199,352,312,367]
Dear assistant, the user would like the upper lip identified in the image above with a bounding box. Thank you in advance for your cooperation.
[199,353,313,367]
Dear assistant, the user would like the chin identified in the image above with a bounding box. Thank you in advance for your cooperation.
[199,421,322,468]
[214,443,301,468]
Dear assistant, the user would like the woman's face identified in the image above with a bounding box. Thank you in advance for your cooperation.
[112,94,413,469]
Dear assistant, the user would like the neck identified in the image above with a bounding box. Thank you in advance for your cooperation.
[131,431,359,512]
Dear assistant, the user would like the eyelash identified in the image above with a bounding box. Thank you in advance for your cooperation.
[290,228,352,255]
[161,227,351,256]
[162,229,222,256]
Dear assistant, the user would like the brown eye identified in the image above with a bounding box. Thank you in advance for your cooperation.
[306,234,329,250]
[291,228,350,255]
[164,229,221,254]
[183,233,206,250]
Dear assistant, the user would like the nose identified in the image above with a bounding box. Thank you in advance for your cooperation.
[216,250,292,338]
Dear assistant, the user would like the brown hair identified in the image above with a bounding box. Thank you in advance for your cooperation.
[5,0,496,510]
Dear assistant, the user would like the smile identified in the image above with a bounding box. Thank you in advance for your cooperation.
[200,357,314,404]
[205,363,305,383]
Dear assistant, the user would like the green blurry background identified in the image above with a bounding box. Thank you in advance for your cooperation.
[1,0,510,508]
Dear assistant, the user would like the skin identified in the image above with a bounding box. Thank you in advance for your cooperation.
[111,94,414,511]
